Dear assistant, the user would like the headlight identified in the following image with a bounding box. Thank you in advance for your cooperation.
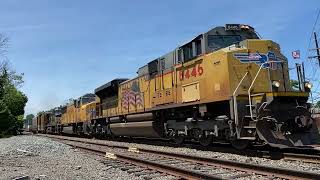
[240,24,249,29]
[272,80,280,88]
[305,82,312,89]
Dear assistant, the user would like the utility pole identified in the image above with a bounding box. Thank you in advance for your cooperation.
[313,32,320,67]
[296,63,303,91]
[302,62,306,82]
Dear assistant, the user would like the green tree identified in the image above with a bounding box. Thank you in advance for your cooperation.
[2,84,27,117]
[25,114,35,125]
[0,101,13,132]
[24,114,34,129]
[16,115,24,129]
[0,34,28,136]
[0,68,27,134]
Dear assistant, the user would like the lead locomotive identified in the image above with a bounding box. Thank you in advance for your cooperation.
[38,24,320,149]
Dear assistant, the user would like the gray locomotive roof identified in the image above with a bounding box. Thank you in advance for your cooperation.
[178,25,252,46]
[176,26,230,47]
[79,93,95,99]
[138,26,225,71]
[94,78,128,94]
[177,32,205,47]
[138,24,256,70]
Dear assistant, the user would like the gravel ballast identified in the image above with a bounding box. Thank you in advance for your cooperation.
[2,134,319,180]
[0,135,142,180]
[53,135,320,175]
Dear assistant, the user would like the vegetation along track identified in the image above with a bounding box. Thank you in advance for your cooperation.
[39,134,320,180]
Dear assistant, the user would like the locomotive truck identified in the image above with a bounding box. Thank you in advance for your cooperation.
[37,24,320,149]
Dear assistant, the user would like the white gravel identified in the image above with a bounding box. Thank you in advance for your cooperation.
[0,135,141,180]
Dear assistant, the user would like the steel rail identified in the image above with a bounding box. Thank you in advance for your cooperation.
[42,134,320,180]
[283,152,320,164]
[66,142,223,180]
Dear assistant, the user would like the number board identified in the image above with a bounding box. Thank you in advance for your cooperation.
[179,64,203,81]
[225,24,241,31]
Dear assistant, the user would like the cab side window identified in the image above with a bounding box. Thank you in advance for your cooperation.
[180,37,203,63]
[183,43,193,62]
[195,39,202,56]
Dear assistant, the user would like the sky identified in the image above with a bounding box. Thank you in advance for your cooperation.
[0,0,319,115]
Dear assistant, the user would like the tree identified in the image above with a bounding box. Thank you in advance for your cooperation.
[0,34,8,56]
[0,34,28,136]
[2,84,27,117]
[0,101,13,132]
[25,114,35,124]
[25,114,35,128]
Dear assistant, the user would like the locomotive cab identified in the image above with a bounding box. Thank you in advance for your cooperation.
[225,26,319,149]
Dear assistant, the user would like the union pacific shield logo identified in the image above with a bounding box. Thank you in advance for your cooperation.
[233,51,279,70]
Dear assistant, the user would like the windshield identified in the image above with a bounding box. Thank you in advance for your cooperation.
[207,35,242,50]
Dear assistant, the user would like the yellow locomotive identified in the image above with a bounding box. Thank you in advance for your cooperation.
[40,24,319,149]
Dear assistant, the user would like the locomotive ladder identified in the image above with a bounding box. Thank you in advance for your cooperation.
[247,61,282,120]
[232,71,256,139]
[232,61,282,139]
[232,71,248,136]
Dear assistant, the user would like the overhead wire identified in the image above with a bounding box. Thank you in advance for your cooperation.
[306,10,319,67]
[306,9,320,102]
[306,9,320,79]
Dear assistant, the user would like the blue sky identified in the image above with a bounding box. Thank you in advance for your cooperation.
[0,0,319,115]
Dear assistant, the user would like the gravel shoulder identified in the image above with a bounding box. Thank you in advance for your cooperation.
[0,135,140,180]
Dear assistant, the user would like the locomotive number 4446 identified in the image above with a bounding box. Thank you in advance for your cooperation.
[179,64,203,81]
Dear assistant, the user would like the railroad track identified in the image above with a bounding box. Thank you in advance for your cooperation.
[39,134,320,180]
[281,152,320,164]
[37,133,320,164]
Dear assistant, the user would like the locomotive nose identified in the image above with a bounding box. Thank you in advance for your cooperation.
[254,100,320,149]
[256,118,320,149]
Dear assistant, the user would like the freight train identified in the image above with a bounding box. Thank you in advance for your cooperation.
[35,24,320,149]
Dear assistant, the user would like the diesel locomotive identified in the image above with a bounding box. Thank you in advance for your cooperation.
[37,24,320,149]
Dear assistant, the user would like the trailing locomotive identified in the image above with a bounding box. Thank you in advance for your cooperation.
[37,24,320,149]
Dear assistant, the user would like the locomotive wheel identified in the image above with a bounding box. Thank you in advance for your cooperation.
[109,133,115,140]
[199,135,213,146]
[231,139,249,150]
[173,135,185,144]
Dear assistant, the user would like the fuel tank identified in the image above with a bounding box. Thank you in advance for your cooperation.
[62,126,74,134]
[126,113,153,122]
[109,113,154,123]
[109,121,163,138]
[109,117,121,123]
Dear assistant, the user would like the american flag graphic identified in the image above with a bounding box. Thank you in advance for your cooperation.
[121,89,144,110]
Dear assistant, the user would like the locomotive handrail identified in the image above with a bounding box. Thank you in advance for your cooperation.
[248,61,283,120]
[232,71,249,130]
[258,101,268,112]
